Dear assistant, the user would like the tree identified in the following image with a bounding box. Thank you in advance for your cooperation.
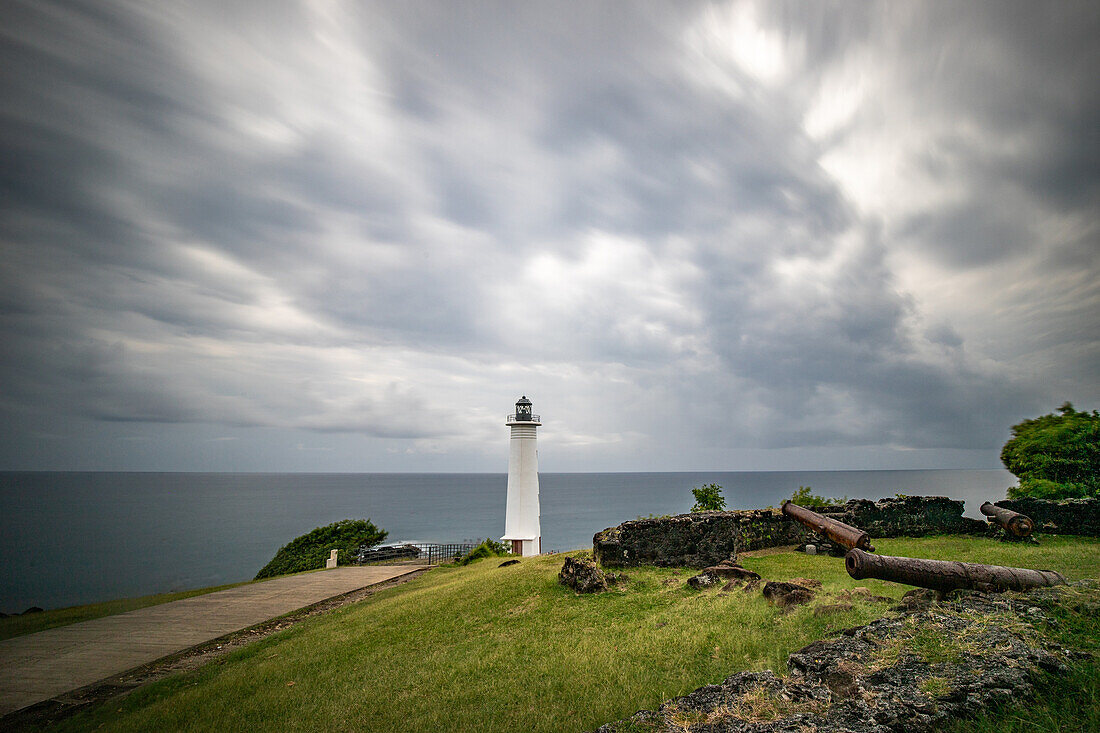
[787,485,846,508]
[1001,402,1100,499]
[691,483,726,512]
[255,519,388,579]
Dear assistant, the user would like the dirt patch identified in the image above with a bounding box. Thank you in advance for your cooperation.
[1,568,430,731]
[737,544,798,558]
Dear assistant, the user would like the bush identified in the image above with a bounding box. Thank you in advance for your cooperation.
[787,485,847,509]
[690,483,726,512]
[1002,403,1100,499]
[255,519,387,579]
[457,538,510,565]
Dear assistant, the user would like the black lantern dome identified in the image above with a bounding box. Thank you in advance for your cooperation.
[514,395,533,420]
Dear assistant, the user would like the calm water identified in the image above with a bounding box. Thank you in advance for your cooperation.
[0,470,1014,612]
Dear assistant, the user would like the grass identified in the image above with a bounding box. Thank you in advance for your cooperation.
[33,535,1100,732]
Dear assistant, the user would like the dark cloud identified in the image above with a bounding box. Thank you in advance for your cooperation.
[0,1,1095,470]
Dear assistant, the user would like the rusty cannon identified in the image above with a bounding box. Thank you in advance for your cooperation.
[845,548,1066,592]
[782,501,875,552]
[979,501,1035,538]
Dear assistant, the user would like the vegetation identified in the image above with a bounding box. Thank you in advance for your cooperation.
[254,519,387,579]
[785,485,847,508]
[52,535,1100,733]
[457,538,511,565]
[1002,402,1100,499]
[690,483,726,512]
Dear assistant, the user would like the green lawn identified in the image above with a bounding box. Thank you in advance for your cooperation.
[40,535,1100,732]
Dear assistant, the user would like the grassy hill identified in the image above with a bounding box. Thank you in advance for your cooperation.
[49,535,1100,733]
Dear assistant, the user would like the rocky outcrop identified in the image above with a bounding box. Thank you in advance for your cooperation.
[995,497,1100,536]
[593,583,1096,733]
[559,557,609,593]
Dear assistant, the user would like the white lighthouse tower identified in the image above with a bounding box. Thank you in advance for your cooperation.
[502,396,541,557]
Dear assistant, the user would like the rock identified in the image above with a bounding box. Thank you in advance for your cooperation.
[686,573,717,589]
[703,565,761,581]
[787,577,823,589]
[813,602,854,616]
[688,563,761,590]
[762,581,816,608]
[742,579,762,593]
[805,544,817,555]
[497,559,520,567]
[893,587,942,611]
[558,557,608,593]
[21,606,44,615]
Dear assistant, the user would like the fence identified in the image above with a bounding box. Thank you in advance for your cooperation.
[355,542,480,565]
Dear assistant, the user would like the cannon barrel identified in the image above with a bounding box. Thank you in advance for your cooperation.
[782,501,874,552]
[979,501,1035,537]
[845,548,1065,592]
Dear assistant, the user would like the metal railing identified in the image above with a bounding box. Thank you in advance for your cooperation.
[355,542,480,565]
[506,413,540,422]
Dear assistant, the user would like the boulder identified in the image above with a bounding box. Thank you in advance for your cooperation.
[762,581,816,608]
[559,557,609,593]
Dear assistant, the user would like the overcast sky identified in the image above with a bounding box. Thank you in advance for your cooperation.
[0,1,1096,472]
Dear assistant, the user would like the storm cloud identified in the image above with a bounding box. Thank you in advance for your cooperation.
[0,0,1096,471]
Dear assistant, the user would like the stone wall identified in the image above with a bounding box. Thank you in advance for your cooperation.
[592,512,747,568]
[593,496,987,568]
[995,497,1100,536]
[819,496,987,538]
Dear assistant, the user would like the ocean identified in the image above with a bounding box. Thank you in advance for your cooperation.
[0,469,1014,612]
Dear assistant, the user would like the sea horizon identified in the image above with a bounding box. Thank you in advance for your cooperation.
[1,469,1015,612]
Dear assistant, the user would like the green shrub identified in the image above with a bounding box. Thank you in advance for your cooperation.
[690,483,726,512]
[1002,402,1100,499]
[787,485,847,509]
[255,519,387,579]
[457,538,510,565]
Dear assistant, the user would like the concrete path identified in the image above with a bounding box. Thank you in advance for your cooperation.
[0,566,422,716]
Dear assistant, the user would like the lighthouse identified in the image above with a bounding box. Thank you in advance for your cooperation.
[502,396,541,556]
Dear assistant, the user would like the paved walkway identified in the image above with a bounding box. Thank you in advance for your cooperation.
[0,566,422,716]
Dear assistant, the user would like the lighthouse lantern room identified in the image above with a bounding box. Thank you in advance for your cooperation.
[502,396,541,556]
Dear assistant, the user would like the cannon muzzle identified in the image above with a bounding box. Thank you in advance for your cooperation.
[782,501,874,552]
[845,548,1065,592]
[979,501,1035,537]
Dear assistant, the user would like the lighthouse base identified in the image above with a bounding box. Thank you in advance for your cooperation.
[504,537,541,557]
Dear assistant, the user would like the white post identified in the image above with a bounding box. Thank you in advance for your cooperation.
[502,396,541,557]
[326,549,338,569]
